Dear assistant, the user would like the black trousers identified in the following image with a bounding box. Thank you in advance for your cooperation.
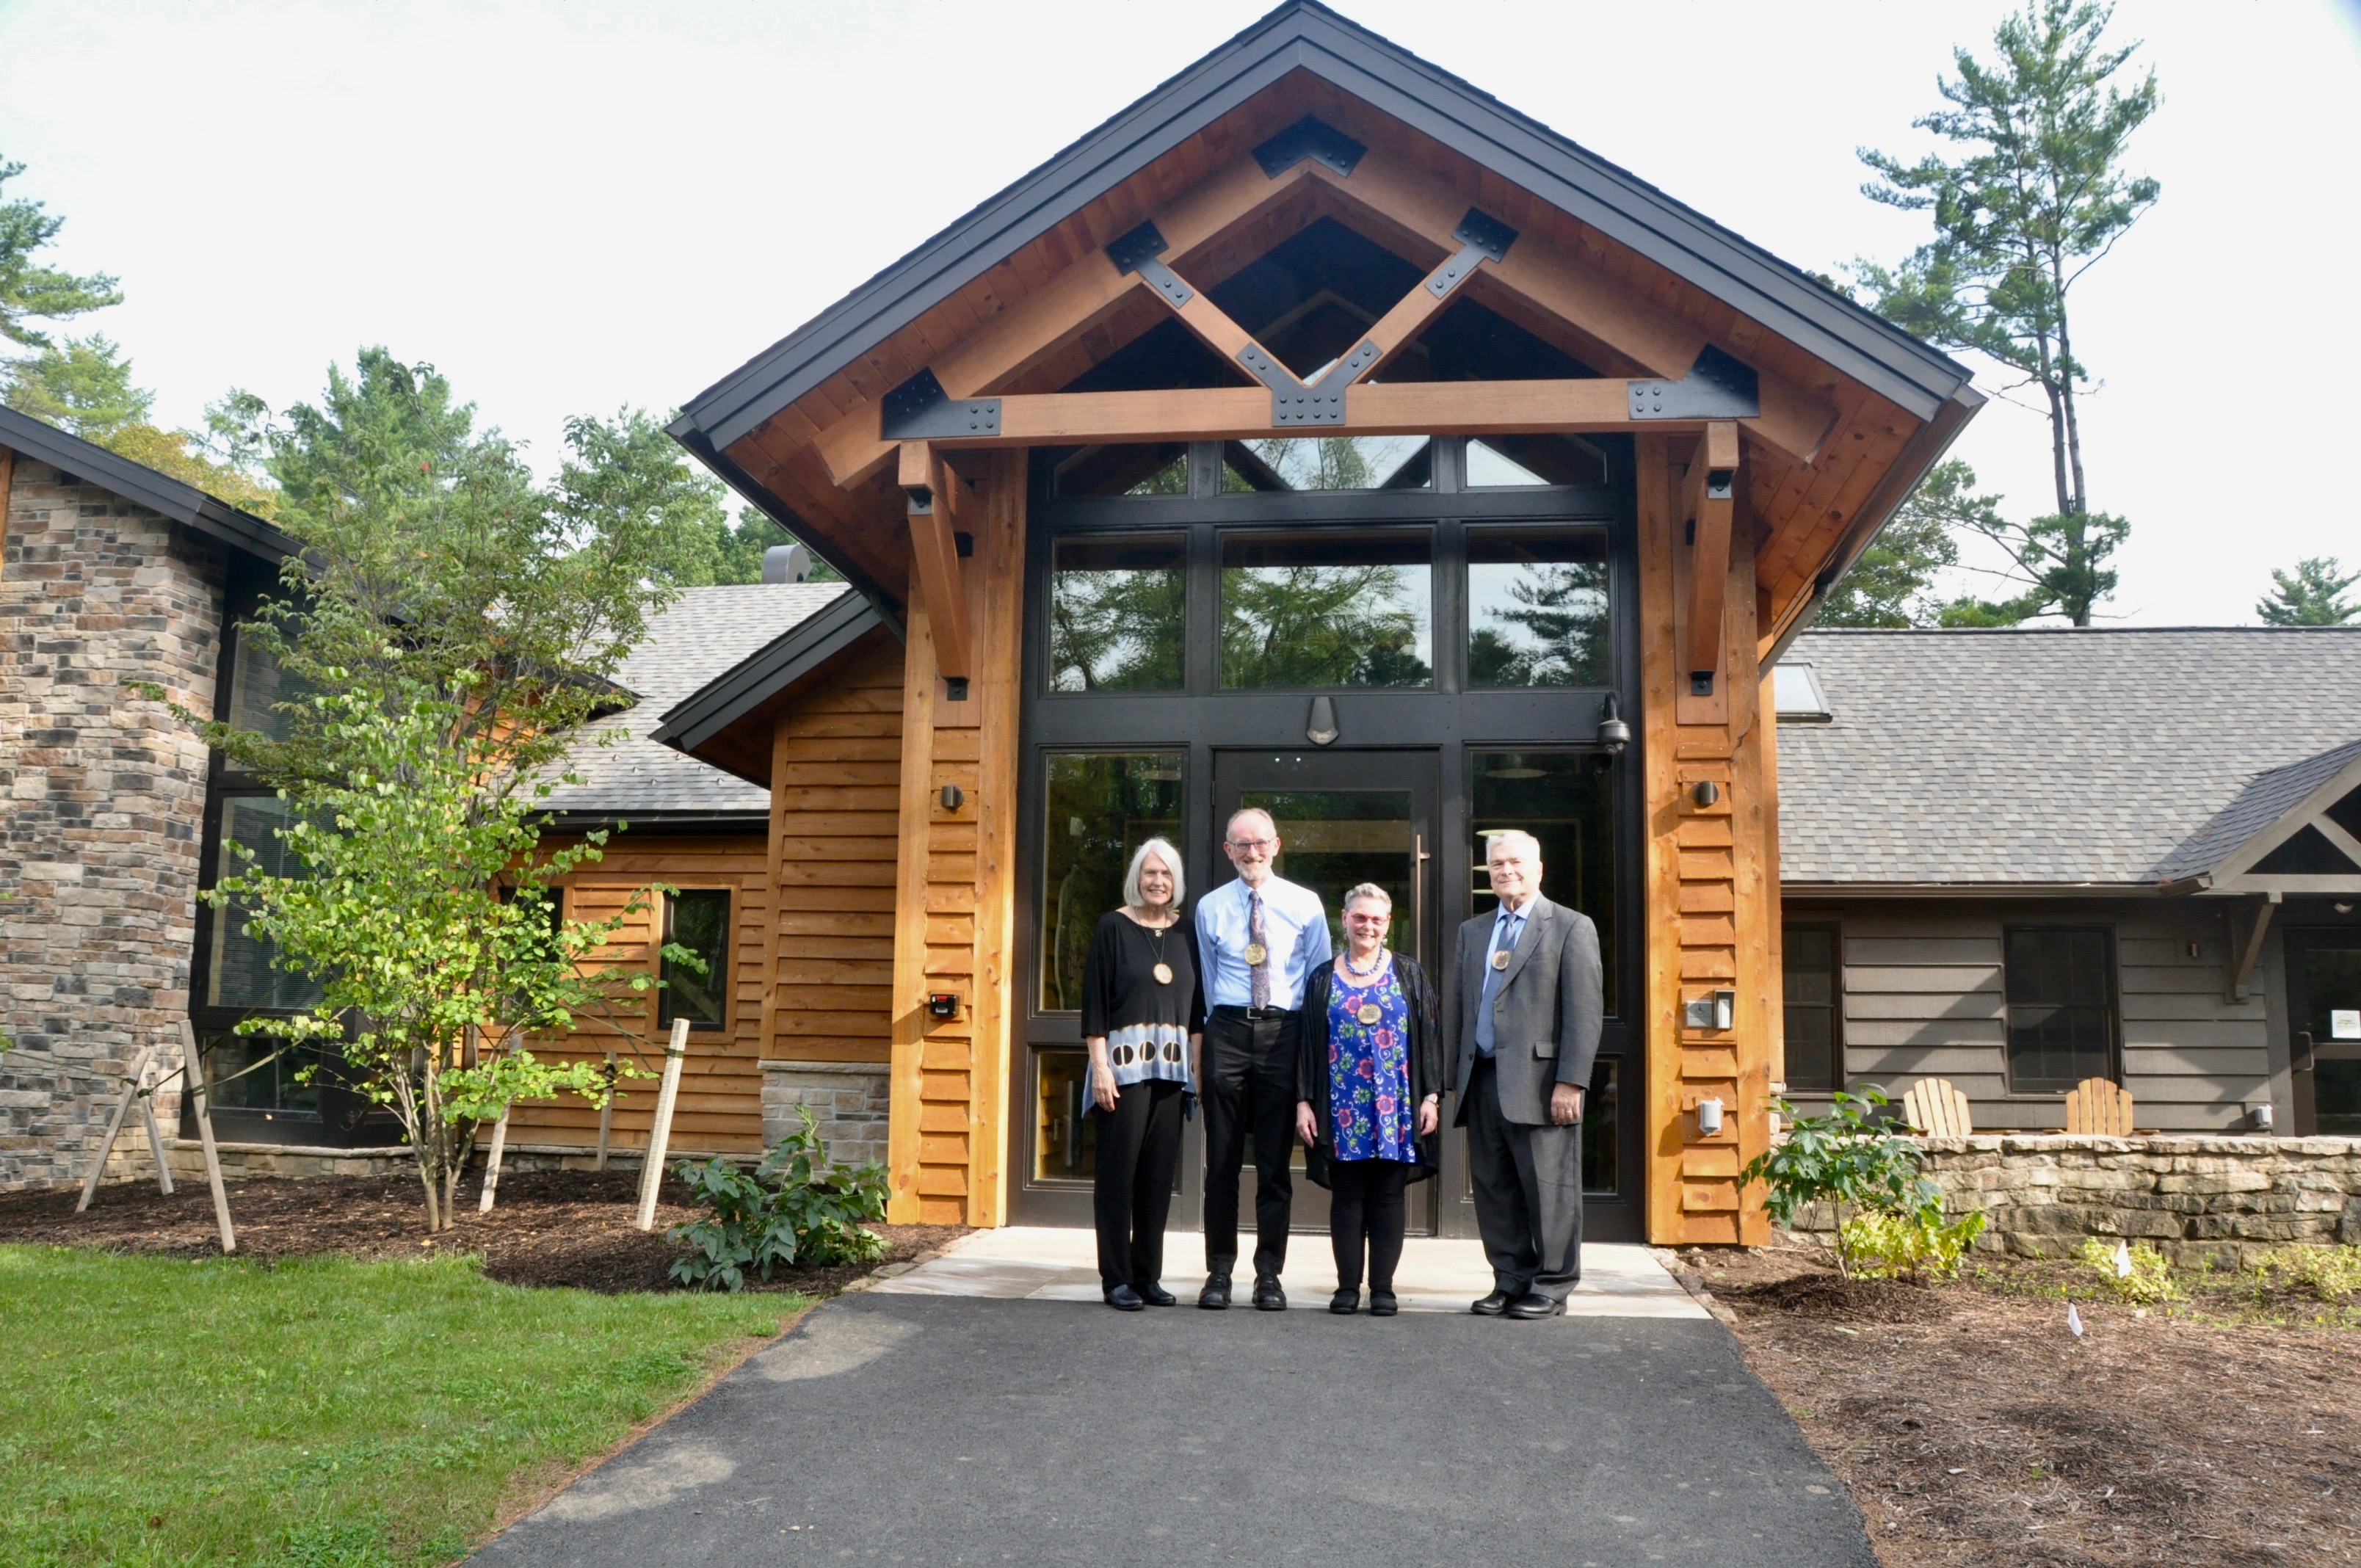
[1328,1158,1412,1293]
[1091,1078,1183,1291]
[1465,1056,1585,1302]
[1201,1008,1299,1280]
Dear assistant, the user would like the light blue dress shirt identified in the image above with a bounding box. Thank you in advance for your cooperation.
[1195,875,1332,1011]
[1473,901,1531,1057]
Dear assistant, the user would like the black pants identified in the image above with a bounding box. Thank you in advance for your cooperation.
[1201,1008,1299,1280]
[1328,1158,1412,1293]
[1092,1078,1183,1291]
[1465,1056,1585,1301]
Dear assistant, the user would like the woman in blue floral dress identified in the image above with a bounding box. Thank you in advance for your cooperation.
[1294,883,1443,1315]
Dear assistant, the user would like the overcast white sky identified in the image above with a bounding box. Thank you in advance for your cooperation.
[2,0,2356,623]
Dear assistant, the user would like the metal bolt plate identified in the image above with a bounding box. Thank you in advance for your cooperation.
[1251,116,1366,178]
[880,367,1002,440]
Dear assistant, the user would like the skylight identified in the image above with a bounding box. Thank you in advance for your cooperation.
[1774,662,1831,723]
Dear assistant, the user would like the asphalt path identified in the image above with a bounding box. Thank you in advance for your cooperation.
[474,1291,1876,1566]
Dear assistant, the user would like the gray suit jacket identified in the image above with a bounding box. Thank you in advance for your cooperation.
[1447,896,1604,1128]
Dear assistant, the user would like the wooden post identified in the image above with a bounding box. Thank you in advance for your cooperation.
[77,1045,155,1212]
[478,1109,511,1213]
[634,1019,691,1232]
[136,1051,175,1196]
[595,1050,617,1171]
[180,1021,236,1253]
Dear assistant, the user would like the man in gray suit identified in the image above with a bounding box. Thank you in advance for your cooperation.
[1448,829,1603,1319]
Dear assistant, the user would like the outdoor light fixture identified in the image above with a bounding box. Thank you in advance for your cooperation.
[2248,1102,2275,1132]
[939,783,965,812]
[1595,691,1630,755]
[1691,780,1721,808]
[1696,1097,1725,1136]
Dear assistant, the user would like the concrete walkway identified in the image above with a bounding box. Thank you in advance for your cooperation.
[871,1224,1710,1316]
[474,1233,1874,1566]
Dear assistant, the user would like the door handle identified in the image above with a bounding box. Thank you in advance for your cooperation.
[2294,1031,2315,1073]
[1413,832,1429,962]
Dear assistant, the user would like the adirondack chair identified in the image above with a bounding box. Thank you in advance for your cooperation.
[2063,1076,2136,1136]
[1899,1078,1973,1137]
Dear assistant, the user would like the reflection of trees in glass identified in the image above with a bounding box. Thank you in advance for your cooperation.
[1227,438,1429,492]
[1222,562,1431,688]
[1048,561,1186,692]
[1472,752,1615,1013]
[1040,754,1183,1010]
[1468,560,1608,686]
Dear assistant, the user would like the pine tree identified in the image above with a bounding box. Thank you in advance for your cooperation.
[2256,558,2360,627]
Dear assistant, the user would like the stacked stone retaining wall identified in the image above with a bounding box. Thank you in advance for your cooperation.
[1788,1136,2361,1264]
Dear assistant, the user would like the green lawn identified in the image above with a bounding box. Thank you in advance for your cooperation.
[0,1245,804,1567]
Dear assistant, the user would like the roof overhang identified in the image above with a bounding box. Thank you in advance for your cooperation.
[2158,740,2361,896]
[0,404,295,566]
[650,588,887,786]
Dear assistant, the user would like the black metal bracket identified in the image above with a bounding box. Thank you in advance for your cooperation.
[1239,343,1346,426]
[1106,220,1194,307]
[1330,338,1381,383]
[1252,116,1366,178]
[1421,211,1516,302]
[880,368,1001,441]
[1628,345,1760,421]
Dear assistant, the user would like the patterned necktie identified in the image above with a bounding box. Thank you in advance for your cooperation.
[1248,889,1271,1010]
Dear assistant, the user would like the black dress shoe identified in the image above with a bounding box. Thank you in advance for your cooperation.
[1197,1274,1232,1310]
[1253,1277,1287,1311]
[1329,1288,1360,1315]
[1506,1292,1567,1319]
[1368,1290,1399,1317]
[1470,1289,1517,1316]
[1104,1284,1145,1312]
[1136,1282,1177,1307]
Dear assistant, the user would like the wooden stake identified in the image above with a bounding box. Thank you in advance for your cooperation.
[180,1021,236,1253]
[478,1108,511,1213]
[137,1052,175,1196]
[595,1050,617,1172]
[77,1045,155,1212]
[634,1019,691,1232]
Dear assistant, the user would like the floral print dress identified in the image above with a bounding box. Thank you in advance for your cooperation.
[1327,959,1421,1164]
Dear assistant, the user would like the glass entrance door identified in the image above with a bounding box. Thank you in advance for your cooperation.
[1214,749,1440,1236]
[2291,929,2361,1135]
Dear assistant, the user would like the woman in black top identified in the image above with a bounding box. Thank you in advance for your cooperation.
[1294,882,1443,1316]
[1080,835,1204,1310]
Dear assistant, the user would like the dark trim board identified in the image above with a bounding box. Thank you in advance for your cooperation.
[652,588,884,785]
[0,404,296,566]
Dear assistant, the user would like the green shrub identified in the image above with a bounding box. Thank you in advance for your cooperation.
[1840,1208,1987,1280]
[2246,1244,2361,1302]
[1741,1086,1941,1276]
[2075,1237,2178,1302]
[670,1105,888,1291]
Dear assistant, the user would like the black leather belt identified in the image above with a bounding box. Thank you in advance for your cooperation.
[1211,1004,1298,1020]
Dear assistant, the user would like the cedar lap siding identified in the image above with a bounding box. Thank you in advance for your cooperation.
[1776,628,2361,1136]
[0,407,295,1189]
[651,2,1982,1241]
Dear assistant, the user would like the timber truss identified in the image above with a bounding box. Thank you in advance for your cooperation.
[875,117,1788,692]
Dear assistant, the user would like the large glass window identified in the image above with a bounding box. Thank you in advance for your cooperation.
[1039,752,1185,1011]
[1052,443,1189,498]
[1220,531,1432,689]
[1467,526,1610,688]
[2003,927,2117,1094]
[1466,434,1610,487]
[660,889,731,1030]
[1470,751,1616,1014]
[1035,1050,1098,1180]
[1222,437,1432,492]
[205,795,325,1012]
[1782,924,1842,1092]
[1047,535,1186,693]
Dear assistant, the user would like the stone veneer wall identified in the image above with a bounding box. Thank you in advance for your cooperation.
[760,1059,891,1170]
[0,457,227,1188]
[1788,1136,2361,1263]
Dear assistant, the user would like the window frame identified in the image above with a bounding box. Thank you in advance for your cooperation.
[1779,921,1844,1093]
[2000,923,2122,1096]
[659,887,734,1033]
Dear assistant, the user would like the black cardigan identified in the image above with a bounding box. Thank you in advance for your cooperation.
[1295,952,1445,1187]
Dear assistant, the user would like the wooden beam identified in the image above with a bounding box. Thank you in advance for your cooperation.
[1297,150,1835,465]
[809,156,1321,488]
[2231,890,2280,1002]
[900,441,971,680]
[1683,423,1740,692]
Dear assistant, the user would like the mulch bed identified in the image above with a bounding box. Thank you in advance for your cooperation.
[0,1170,966,1296]
[1684,1242,2361,1567]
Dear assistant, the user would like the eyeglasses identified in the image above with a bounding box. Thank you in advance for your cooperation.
[1225,838,1277,852]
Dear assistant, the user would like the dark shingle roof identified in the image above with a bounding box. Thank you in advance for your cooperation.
[539,584,849,821]
[1777,627,2361,887]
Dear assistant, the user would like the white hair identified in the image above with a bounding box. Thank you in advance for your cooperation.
[1224,806,1277,842]
[1123,837,1185,909]
[1484,829,1542,863]
[1341,882,1393,913]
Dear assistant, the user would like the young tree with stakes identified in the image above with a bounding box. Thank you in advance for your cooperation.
[1854,1,2158,626]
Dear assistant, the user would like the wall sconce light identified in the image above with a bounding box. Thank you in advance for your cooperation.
[1696,1097,1725,1136]
[2247,1102,2274,1133]
[939,783,965,813]
[1595,691,1630,755]
[1690,780,1720,808]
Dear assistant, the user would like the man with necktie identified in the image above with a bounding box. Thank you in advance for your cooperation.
[1447,829,1603,1319]
[1192,806,1331,1310]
